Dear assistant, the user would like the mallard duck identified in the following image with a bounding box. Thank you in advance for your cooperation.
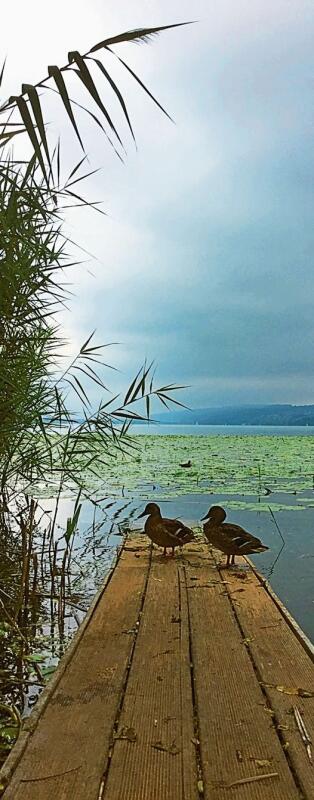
[201,505,268,567]
[180,460,192,468]
[138,502,194,556]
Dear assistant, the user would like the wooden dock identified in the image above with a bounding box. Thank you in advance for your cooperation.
[1,535,314,799]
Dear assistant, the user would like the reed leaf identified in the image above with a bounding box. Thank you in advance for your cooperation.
[0,23,191,178]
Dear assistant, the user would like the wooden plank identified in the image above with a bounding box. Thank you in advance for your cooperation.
[251,563,314,661]
[185,544,301,800]
[3,536,314,800]
[0,543,122,791]
[102,550,198,800]
[220,558,314,800]
[2,539,150,800]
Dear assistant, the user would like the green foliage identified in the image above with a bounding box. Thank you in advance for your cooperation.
[0,23,190,767]
[64,493,82,545]
[0,160,65,487]
[0,153,186,496]
[0,24,191,183]
[0,25,188,497]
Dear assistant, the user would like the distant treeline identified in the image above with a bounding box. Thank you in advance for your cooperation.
[139,404,314,426]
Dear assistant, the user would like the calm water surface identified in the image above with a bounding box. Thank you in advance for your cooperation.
[133,424,314,436]
[42,426,314,644]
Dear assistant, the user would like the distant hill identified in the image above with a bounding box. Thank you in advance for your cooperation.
[146,404,314,426]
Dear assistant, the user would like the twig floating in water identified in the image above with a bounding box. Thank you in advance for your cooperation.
[268,506,285,544]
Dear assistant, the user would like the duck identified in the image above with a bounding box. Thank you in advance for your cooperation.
[201,505,268,567]
[180,460,192,468]
[138,502,195,556]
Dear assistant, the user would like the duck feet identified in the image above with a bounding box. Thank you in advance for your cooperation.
[161,547,175,558]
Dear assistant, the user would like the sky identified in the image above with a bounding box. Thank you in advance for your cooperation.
[1,1,314,409]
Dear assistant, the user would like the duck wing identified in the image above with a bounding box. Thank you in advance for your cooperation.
[204,526,237,554]
[221,523,268,553]
[204,524,267,555]
[222,522,263,546]
[163,517,195,545]
[145,516,194,548]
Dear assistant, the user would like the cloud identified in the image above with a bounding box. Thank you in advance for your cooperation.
[1,0,314,408]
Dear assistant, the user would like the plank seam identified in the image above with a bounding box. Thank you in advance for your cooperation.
[220,566,306,800]
[245,559,314,661]
[98,541,153,800]
[182,564,204,799]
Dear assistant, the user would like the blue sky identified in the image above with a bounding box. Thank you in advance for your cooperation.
[2,1,314,408]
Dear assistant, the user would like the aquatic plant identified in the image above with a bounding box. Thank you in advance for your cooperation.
[48,433,314,508]
[0,23,189,763]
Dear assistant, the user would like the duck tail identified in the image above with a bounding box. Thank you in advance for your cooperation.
[179,526,195,544]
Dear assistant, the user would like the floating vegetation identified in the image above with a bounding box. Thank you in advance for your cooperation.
[31,433,314,512]
[223,501,309,513]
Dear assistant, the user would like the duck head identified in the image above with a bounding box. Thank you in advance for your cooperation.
[201,505,226,523]
[138,502,161,518]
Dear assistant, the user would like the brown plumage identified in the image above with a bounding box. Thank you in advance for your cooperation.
[201,505,268,567]
[139,502,194,556]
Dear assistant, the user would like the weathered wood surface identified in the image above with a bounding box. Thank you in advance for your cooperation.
[186,551,301,799]
[222,562,314,800]
[2,536,314,800]
[1,539,151,800]
[102,558,198,800]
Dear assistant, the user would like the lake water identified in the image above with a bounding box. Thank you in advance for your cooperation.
[131,426,314,642]
[133,424,314,436]
[37,425,314,645]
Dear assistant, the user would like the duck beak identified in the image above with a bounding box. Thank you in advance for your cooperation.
[138,510,147,518]
[201,513,210,521]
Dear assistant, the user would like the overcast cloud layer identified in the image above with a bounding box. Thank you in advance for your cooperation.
[2,1,314,408]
